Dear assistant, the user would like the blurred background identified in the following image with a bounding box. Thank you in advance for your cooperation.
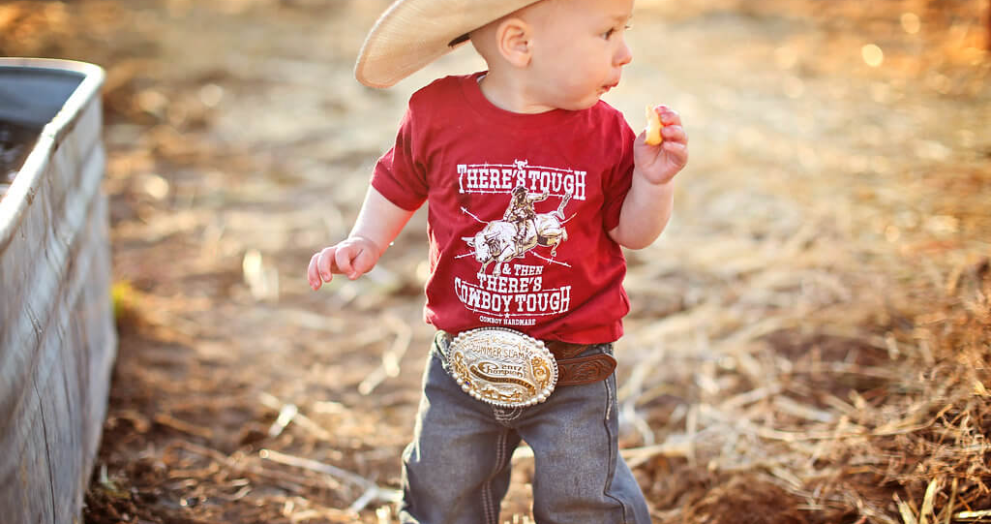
[3,0,989,522]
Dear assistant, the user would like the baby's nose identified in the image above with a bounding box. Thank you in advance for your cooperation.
[615,41,633,67]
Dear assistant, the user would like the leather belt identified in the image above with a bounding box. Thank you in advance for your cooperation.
[439,332,617,387]
[543,340,618,386]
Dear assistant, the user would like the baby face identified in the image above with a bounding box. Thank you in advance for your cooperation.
[525,0,634,110]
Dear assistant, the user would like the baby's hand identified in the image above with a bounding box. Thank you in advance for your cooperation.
[306,236,382,290]
[635,105,688,185]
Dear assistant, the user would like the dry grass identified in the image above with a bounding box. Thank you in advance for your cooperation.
[3,0,989,522]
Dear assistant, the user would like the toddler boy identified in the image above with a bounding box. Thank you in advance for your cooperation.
[307,0,688,521]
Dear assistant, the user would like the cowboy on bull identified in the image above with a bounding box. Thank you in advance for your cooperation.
[502,185,548,248]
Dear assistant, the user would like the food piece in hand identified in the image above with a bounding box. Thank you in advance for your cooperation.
[644,105,664,146]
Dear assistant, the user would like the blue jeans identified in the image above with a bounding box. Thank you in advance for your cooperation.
[398,333,652,524]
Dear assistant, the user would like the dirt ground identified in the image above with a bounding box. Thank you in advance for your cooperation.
[4,0,991,522]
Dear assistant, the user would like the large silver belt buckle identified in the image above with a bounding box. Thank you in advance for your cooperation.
[448,328,558,408]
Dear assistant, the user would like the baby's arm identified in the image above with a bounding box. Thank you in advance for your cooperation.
[608,106,688,250]
[307,186,416,290]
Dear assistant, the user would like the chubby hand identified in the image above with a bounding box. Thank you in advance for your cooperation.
[635,105,689,185]
[306,236,381,290]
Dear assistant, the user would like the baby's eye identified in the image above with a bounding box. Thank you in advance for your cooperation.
[602,24,632,40]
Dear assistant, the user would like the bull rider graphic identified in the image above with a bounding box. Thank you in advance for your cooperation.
[462,186,572,277]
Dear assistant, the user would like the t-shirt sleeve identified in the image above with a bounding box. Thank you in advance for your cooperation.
[601,117,636,232]
[370,101,429,211]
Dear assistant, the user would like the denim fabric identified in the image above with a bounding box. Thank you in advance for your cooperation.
[398,333,652,524]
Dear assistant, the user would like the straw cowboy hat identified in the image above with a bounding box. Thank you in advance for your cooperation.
[355,0,545,88]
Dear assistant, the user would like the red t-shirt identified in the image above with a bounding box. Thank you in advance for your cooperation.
[372,72,636,344]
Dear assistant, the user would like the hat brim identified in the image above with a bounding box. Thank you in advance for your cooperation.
[355,0,544,88]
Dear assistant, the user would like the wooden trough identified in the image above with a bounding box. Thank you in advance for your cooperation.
[0,58,116,523]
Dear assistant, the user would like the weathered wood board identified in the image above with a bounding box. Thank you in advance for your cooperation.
[0,58,116,524]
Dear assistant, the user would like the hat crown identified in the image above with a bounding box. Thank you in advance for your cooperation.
[355,0,544,87]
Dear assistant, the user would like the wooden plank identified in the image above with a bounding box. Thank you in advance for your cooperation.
[0,148,114,521]
[0,59,113,524]
[40,333,75,524]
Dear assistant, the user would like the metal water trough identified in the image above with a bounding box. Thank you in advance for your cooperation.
[0,58,116,522]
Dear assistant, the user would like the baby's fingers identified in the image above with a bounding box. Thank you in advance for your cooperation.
[663,140,689,168]
[307,254,322,290]
[308,249,338,290]
[335,245,362,280]
[661,124,687,145]
[657,106,682,127]
[350,246,378,277]
[306,254,323,291]
[316,247,340,282]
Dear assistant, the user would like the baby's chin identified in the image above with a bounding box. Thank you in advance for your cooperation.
[550,94,604,112]
[567,97,605,111]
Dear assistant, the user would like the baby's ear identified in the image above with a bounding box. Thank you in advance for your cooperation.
[496,17,533,67]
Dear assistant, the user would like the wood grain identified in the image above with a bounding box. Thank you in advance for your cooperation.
[0,59,114,524]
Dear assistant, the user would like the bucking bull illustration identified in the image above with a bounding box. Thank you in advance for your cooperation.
[463,187,572,277]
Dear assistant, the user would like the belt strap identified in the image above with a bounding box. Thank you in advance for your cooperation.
[543,340,618,386]
[555,353,617,386]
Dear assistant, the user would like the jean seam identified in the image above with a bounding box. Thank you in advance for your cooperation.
[601,376,631,523]
[494,406,522,426]
[482,428,509,524]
